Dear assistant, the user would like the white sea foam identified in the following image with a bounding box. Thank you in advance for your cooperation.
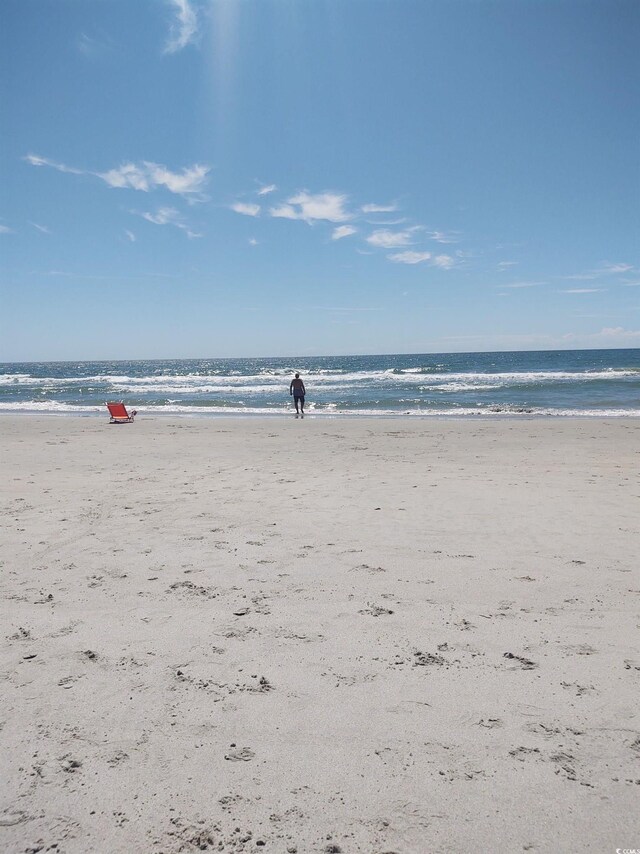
[1,400,639,418]
[2,367,638,390]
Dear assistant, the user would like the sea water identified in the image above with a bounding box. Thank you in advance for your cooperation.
[0,349,639,417]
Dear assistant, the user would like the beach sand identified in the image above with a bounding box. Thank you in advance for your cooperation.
[1,415,639,853]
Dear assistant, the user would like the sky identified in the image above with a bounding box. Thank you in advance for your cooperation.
[1,0,639,361]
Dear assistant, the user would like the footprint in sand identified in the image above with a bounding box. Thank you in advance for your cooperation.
[224,746,255,762]
[503,652,538,670]
[359,603,394,617]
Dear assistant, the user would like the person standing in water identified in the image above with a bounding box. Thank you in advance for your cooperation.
[289,373,306,417]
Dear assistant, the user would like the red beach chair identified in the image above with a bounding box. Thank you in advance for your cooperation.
[106,402,137,423]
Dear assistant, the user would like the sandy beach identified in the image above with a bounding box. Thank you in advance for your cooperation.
[1,414,638,853]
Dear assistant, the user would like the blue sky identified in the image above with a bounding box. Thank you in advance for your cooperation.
[1,0,639,360]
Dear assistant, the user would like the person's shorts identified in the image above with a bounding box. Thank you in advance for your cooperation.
[294,394,305,404]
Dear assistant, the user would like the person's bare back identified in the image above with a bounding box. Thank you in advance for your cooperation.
[289,373,306,417]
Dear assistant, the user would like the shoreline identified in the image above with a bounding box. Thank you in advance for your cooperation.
[1,409,639,420]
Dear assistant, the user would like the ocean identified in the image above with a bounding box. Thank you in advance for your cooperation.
[1,349,639,417]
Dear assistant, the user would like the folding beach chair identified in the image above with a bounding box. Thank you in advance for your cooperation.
[106,402,137,423]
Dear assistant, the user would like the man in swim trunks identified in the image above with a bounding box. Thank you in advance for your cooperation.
[289,373,306,417]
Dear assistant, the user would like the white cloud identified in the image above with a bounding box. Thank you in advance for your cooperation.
[231,202,260,217]
[432,254,456,269]
[497,261,518,269]
[366,229,414,249]
[248,238,258,246]
[361,202,397,213]
[560,288,606,294]
[164,0,198,54]
[504,281,544,289]
[269,191,351,224]
[332,225,357,240]
[598,263,633,274]
[561,262,634,281]
[563,327,640,343]
[596,326,640,340]
[426,230,460,244]
[77,31,113,59]
[24,153,84,175]
[125,230,136,242]
[25,153,210,199]
[0,224,14,234]
[136,206,201,238]
[289,191,351,223]
[30,222,51,234]
[99,161,209,198]
[269,203,298,220]
[140,207,182,226]
[387,251,431,265]
[257,183,277,196]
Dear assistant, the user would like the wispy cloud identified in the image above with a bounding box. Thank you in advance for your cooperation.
[269,191,351,224]
[432,254,456,269]
[140,207,182,226]
[136,206,201,238]
[30,222,51,234]
[497,260,518,270]
[598,262,633,274]
[125,230,136,242]
[366,228,414,249]
[257,183,277,196]
[248,238,259,246]
[332,225,357,240]
[504,281,544,289]
[25,153,210,200]
[164,0,198,54]
[0,224,14,234]
[230,202,260,217]
[426,230,460,244]
[564,326,640,343]
[24,153,84,175]
[387,251,431,265]
[560,288,606,294]
[77,30,114,59]
[361,202,397,214]
[560,262,634,281]
[99,162,209,199]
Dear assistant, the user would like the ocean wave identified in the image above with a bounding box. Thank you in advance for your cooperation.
[2,367,639,389]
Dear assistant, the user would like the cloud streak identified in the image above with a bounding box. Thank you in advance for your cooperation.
[361,202,397,213]
[387,251,431,264]
[426,230,460,244]
[230,202,260,217]
[164,0,198,54]
[99,162,209,198]
[135,206,201,238]
[24,154,84,175]
[269,191,351,224]
[25,153,210,200]
[332,225,357,240]
[366,229,414,249]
